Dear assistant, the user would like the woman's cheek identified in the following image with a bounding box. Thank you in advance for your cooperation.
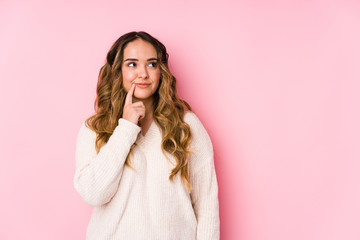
[122,72,135,91]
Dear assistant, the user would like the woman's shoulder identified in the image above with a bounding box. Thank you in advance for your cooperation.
[183,111,214,173]
[183,110,213,146]
[76,119,97,142]
[183,110,202,127]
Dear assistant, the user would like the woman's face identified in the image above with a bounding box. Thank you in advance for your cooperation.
[121,38,161,101]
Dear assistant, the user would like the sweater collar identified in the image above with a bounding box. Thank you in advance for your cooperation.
[136,120,158,146]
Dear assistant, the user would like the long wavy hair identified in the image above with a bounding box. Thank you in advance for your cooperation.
[84,31,194,193]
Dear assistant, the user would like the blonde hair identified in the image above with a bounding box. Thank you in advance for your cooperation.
[84,31,194,193]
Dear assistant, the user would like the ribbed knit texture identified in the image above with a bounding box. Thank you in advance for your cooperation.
[73,111,220,240]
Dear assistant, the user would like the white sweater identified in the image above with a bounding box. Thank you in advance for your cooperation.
[73,111,220,240]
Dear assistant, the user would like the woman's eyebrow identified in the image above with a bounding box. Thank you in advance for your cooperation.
[124,58,137,62]
[124,57,158,62]
[147,58,158,61]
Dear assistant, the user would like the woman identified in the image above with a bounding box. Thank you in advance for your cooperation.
[73,31,219,239]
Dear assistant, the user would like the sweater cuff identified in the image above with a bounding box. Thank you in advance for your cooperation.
[115,118,141,143]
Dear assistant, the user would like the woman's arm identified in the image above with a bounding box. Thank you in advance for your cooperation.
[187,113,220,240]
[73,118,141,207]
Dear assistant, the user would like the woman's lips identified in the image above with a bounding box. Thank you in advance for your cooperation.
[135,83,150,88]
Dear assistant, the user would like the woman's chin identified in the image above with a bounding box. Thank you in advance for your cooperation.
[133,93,153,100]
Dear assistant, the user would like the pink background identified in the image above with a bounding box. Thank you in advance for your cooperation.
[1,0,359,239]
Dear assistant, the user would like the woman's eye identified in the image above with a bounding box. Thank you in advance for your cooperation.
[149,62,157,67]
[128,62,136,67]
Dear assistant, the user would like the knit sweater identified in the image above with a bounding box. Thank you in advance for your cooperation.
[73,111,220,240]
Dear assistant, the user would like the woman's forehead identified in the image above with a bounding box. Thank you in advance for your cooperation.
[123,39,157,59]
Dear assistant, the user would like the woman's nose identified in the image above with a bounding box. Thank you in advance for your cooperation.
[138,65,149,79]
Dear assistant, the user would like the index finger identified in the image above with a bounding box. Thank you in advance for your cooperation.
[125,83,135,106]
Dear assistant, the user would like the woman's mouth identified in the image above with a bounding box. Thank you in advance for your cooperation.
[135,83,150,88]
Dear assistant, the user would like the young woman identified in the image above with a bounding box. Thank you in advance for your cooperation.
[73,31,219,239]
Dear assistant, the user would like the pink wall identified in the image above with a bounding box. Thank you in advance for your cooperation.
[1,0,359,239]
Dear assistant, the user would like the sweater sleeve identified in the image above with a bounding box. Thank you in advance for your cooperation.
[187,113,220,240]
[73,118,141,207]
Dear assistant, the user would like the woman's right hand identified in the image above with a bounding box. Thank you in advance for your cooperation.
[122,83,145,125]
